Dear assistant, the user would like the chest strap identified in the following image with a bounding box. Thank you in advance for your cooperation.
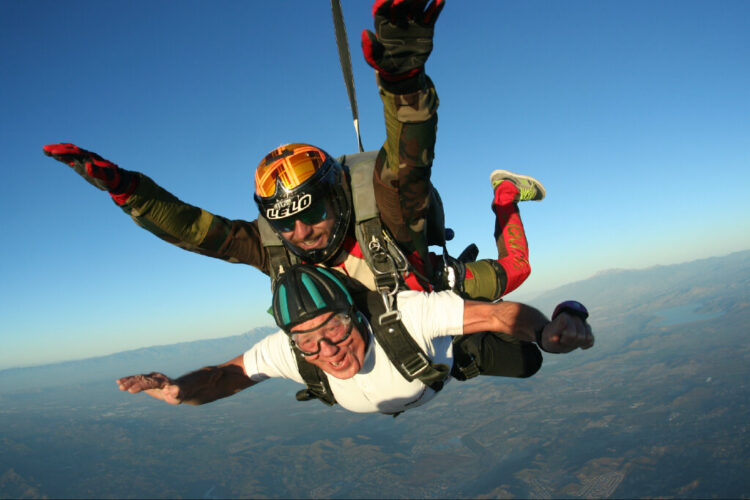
[292,344,337,406]
[293,291,450,407]
[365,292,449,393]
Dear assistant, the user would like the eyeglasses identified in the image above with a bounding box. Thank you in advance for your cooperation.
[255,145,327,198]
[269,198,329,233]
[291,312,354,357]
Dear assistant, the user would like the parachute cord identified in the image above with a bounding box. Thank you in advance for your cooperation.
[331,0,365,152]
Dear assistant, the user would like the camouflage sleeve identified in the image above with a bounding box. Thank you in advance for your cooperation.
[373,72,439,273]
[117,173,271,274]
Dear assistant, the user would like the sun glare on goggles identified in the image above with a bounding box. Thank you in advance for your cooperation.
[255,145,327,198]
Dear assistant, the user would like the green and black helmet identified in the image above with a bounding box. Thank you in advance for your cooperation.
[272,264,357,334]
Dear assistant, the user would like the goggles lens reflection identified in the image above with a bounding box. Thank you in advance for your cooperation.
[255,146,326,198]
[292,312,353,356]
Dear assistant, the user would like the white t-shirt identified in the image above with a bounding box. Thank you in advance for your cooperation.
[243,290,464,414]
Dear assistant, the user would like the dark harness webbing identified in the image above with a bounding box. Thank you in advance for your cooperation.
[364,293,450,391]
[292,291,450,407]
[257,216,299,285]
[293,346,336,406]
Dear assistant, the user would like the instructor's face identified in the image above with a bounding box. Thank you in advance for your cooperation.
[277,200,336,253]
[280,216,335,252]
[292,313,366,380]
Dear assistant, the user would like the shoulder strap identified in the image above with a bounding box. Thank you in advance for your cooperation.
[257,216,300,284]
[337,150,379,223]
[339,152,411,305]
[364,292,450,393]
[292,290,450,406]
[339,151,450,295]
[292,344,337,406]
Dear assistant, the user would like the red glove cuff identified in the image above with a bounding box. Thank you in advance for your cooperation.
[110,174,139,206]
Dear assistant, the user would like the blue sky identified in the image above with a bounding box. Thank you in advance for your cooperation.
[1,0,748,370]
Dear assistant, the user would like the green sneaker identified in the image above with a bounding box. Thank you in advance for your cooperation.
[490,169,546,202]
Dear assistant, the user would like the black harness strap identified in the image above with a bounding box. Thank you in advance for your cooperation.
[292,346,336,406]
[257,216,300,284]
[365,292,450,393]
[293,290,450,407]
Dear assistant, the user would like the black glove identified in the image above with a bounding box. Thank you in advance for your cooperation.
[361,0,445,81]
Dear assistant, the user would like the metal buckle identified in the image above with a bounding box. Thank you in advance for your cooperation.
[400,352,430,378]
[309,382,328,395]
[378,309,402,326]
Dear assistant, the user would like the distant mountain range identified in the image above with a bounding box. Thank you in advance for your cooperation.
[0,326,276,394]
[529,249,750,319]
[2,249,748,395]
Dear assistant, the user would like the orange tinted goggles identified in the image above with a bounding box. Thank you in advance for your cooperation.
[255,146,327,198]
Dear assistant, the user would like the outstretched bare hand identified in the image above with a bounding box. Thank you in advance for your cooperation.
[116,372,182,405]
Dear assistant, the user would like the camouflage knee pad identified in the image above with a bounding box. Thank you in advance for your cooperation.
[461,260,507,301]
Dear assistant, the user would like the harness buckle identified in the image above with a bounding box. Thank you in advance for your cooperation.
[378,309,402,326]
[400,352,430,378]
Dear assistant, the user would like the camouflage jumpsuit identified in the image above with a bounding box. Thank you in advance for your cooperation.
[114,72,541,379]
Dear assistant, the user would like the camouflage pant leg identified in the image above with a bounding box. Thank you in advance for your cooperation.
[451,332,542,380]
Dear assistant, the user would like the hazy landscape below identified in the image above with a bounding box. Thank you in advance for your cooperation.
[2,250,749,499]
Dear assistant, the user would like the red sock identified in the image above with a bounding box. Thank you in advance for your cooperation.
[493,179,518,207]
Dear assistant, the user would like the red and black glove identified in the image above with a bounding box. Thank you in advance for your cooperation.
[43,143,138,205]
[361,0,445,82]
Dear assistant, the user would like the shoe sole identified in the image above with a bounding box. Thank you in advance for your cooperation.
[490,169,546,200]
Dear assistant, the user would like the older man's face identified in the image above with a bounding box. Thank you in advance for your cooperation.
[291,312,366,380]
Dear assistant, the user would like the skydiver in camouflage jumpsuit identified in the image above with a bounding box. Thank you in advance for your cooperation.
[43,0,546,380]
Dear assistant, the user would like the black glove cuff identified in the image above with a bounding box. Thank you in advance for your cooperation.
[377,70,426,94]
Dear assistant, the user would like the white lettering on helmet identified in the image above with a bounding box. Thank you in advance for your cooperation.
[266,193,313,220]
